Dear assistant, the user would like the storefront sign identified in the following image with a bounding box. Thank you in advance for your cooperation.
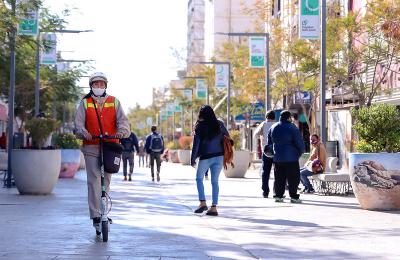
[294,91,312,104]
[215,65,228,87]
[300,0,320,39]
[250,38,265,67]
[235,103,265,121]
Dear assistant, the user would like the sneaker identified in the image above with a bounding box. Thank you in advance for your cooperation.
[307,188,315,194]
[263,193,268,198]
[151,177,155,182]
[108,217,113,224]
[157,173,160,182]
[290,198,302,203]
[123,176,127,181]
[92,217,101,227]
[300,187,308,194]
[128,174,132,181]
[205,175,209,180]
[275,197,284,202]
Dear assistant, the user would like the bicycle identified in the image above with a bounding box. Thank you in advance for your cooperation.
[91,133,119,242]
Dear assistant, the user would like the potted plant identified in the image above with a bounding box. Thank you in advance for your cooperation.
[222,130,250,178]
[349,103,400,210]
[178,136,193,165]
[12,118,60,195]
[167,140,181,163]
[53,133,83,178]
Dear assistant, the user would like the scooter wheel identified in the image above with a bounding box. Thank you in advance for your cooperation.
[102,221,108,242]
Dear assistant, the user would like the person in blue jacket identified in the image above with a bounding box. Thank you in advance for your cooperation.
[120,131,139,181]
[191,105,230,216]
[267,110,305,203]
[145,125,164,182]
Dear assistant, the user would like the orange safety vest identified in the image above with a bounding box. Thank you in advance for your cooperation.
[83,95,119,145]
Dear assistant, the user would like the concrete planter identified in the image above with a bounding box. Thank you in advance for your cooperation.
[59,149,81,178]
[178,150,191,165]
[12,149,61,195]
[79,151,86,169]
[349,153,400,210]
[223,150,250,178]
[169,149,180,163]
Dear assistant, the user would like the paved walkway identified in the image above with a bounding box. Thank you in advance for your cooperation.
[1,160,399,259]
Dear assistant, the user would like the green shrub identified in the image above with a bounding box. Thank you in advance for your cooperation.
[167,140,181,150]
[350,103,400,153]
[229,130,242,150]
[179,136,193,150]
[25,118,57,149]
[53,133,82,149]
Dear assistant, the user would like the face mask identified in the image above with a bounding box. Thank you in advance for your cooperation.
[92,88,105,96]
[311,140,318,145]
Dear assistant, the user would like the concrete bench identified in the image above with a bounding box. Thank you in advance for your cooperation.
[309,157,352,196]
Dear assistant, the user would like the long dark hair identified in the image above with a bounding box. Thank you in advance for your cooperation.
[194,105,221,141]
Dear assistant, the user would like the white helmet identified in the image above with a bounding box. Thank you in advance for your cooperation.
[89,72,108,87]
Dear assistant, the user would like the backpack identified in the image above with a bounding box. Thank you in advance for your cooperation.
[222,134,235,170]
[150,134,163,152]
[122,137,133,152]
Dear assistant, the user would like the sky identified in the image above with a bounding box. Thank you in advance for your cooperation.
[44,0,188,113]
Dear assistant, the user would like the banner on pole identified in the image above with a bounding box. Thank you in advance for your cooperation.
[57,63,69,73]
[147,117,153,126]
[161,108,166,120]
[183,90,192,101]
[196,79,207,99]
[17,1,39,36]
[167,103,174,116]
[174,99,182,112]
[299,0,320,39]
[41,33,57,64]
[215,65,228,88]
[250,38,265,67]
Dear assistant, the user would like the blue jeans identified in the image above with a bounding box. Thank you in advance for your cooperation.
[300,167,315,189]
[196,155,223,205]
[139,155,144,166]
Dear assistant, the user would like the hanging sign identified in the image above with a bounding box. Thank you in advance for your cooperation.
[216,65,228,88]
[57,63,69,73]
[250,38,265,67]
[196,79,207,99]
[17,1,39,36]
[183,90,192,101]
[41,33,57,64]
[167,103,174,116]
[174,99,182,112]
[294,91,312,104]
[161,108,166,120]
[147,117,153,126]
[299,0,320,39]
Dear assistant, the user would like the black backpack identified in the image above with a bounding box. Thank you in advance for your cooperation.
[122,137,133,152]
[150,134,163,152]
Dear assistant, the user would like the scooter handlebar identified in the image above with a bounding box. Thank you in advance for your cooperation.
[91,135,119,139]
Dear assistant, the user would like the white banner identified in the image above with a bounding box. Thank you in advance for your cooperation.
[299,0,320,39]
[161,108,166,120]
[147,117,153,126]
[174,99,182,112]
[41,33,57,64]
[57,63,69,73]
[196,79,207,99]
[17,1,39,36]
[249,38,265,67]
[167,103,174,116]
[183,90,192,102]
[216,65,228,88]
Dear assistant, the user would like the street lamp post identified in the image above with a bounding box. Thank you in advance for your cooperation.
[215,32,270,110]
[35,30,93,116]
[192,61,232,129]
[321,0,327,144]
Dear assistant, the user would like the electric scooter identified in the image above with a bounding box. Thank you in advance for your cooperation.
[91,133,117,242]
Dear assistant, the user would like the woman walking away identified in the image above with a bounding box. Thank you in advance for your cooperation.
[191,105,230,216]
[138,140,145,167]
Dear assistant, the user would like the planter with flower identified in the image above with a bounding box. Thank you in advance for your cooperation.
[53,133,82,178]
[178,136,193,165]
[222,130,250,178]
[350,103,400,210]
[167,140,181,163]
[12,118,60,195]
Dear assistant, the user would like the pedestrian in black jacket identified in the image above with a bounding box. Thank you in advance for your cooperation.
[120,132,139,181]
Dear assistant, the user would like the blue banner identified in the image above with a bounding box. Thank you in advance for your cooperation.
[235,103,265,121]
